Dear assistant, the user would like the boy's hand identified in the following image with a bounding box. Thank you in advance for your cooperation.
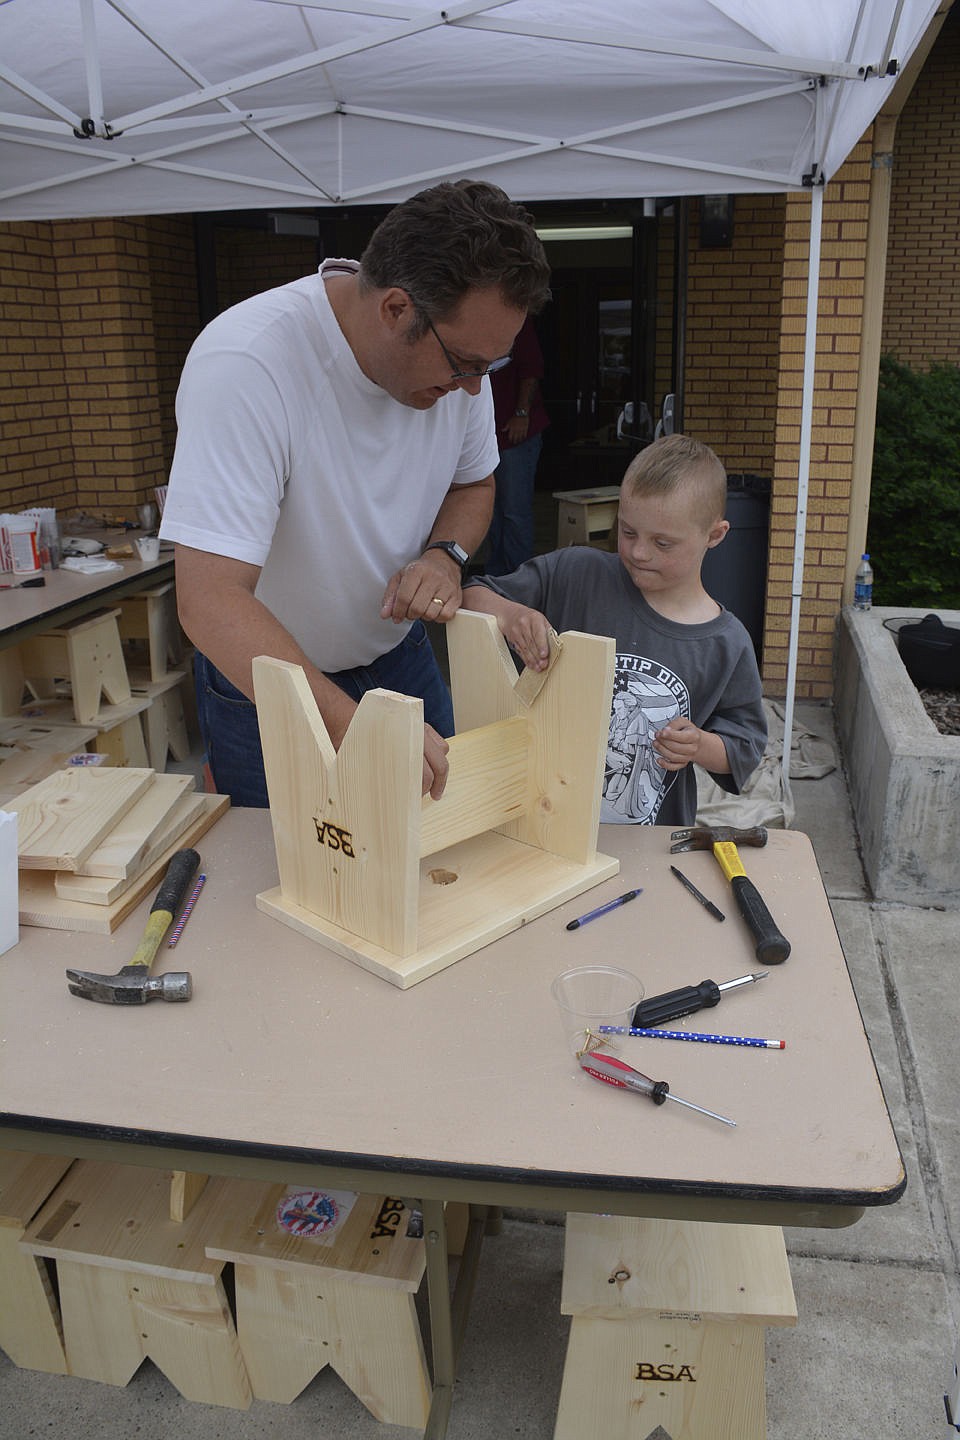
[498,603,554,672]
[653,720,732,775]
[653,718,704,771]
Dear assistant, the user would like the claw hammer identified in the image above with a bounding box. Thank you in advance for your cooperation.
[66,849,201,1004]
[670,825,791,964]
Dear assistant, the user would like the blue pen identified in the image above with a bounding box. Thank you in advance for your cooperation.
[598,1025,785,1050]
[566,889,642,931]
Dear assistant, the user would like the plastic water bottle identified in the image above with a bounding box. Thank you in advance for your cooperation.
[854,553,873,611]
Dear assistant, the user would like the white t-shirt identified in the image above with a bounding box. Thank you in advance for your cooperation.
[161,259,498,671]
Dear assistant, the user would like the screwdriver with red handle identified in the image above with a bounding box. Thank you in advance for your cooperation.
[579,1050,736,1126]
[631,971,767,1029]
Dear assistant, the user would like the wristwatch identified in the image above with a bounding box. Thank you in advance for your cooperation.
[425,540,469,574]
[514,408,529,417]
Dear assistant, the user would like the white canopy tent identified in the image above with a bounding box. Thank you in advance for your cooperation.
[0,0,944,776]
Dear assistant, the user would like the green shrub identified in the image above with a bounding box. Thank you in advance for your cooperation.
[868,356,960,605]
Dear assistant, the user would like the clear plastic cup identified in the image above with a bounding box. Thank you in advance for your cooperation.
[551,965,644,1058]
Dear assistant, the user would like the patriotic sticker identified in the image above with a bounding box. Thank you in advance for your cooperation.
[275,1187,356,1240]
[276,1189,338,1237]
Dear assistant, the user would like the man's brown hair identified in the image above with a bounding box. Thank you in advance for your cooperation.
[359,180,551,337]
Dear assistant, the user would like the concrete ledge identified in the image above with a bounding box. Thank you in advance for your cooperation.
[834,605,960,905]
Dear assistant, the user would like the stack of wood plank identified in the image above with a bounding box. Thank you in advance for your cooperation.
[5,765,228,933]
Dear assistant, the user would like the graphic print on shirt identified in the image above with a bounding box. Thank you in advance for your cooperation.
[602,653,691,824]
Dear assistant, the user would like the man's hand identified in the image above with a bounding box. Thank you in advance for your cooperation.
[423,723,450,800]
[381,550,462,624]
[501,414,530,446]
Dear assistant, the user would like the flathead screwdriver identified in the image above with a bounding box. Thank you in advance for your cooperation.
[579,1050,736,1126]
[631,972,767,1029]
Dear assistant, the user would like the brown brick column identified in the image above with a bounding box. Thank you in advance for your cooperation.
[52,217,166,517]
[764,139,872,700]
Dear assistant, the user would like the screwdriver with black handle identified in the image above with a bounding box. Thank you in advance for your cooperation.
[631,971,767,1029]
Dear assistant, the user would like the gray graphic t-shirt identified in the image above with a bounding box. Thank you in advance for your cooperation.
[468,548,765,828]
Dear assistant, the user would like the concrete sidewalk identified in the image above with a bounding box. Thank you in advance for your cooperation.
[2,701,958,1439]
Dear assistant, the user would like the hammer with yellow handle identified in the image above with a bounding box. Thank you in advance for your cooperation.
[66,849,201,1003]
[669,825,791,964]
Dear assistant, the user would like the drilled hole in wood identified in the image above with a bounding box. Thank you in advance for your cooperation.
[428,868,458,886]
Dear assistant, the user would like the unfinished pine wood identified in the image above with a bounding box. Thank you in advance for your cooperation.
[19,607,131,724]
[0,647,27,717]
[117,583,183,682]
[22,1160,235,1281]
[8,766,156,871]
[0,718,98,751]
[90,712,149,768]
[205,1183,428,1419]
[169,1172,209,1223]
[561,1213,797,1326]
[555,1310,768,1440]
[19,791,228,931]
[55,790,206,904]
[206,1185,426,1288]
[554,1214,797,1440]
[231,1264,428,1419]
[0,722,100,802]
[253,610,617,988]
[54,1259,250,1408]
[0,1150,73,1374]
[67,771,195,880]
[131,672,190,772]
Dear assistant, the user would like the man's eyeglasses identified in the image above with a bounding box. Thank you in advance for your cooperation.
[425,317,513,381]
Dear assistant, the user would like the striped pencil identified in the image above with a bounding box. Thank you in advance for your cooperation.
[598,1025,784,1050]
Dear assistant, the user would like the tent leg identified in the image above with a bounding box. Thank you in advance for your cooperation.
[781,184,824,789]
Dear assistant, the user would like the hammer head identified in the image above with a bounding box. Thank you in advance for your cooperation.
[65,964,192,1005]
[670,825,768,854]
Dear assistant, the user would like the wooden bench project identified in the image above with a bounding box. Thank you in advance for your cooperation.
[555,1212,797,1440]
[0,1149,73,1374]
[553,486,621,547]
[205,1182,430,1425]
[253,610,619,988]
[21,1160,251,1409]
[8,607,131,725]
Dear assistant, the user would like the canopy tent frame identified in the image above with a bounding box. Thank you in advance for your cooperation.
[0,0,945,784]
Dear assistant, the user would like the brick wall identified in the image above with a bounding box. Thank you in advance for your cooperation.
[148,217,199,474]
[0,224,73,512]
[215,226,318,314]
[882,7,960,365]
[764,141,873,699]
[684,194,785,480]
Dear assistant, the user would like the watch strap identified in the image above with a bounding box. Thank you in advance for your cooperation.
[425,540,469,572]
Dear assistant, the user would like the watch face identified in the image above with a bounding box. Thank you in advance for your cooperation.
[430,541,468,567]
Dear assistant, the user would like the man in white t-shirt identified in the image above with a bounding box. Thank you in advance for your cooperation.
[160,181,551,807]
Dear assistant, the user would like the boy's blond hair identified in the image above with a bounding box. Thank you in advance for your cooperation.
[622,434,727,530]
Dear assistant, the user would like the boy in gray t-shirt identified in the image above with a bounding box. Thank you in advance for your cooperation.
[462,434,766,827]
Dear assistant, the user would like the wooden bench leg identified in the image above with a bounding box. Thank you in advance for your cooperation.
[0,1230,67,1373]
[58,1258,251,1408]
[234,1263,430,1425]
[555,1214,797,1440]
[555,1311,767,1439]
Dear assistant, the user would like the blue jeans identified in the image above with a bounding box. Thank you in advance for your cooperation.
[486,432,542,576]
[194,621,455,808]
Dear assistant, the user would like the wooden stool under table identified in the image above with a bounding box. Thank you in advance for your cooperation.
[21,1160,251,1408]
[555,1212,797,1440]
[204,1180,431,1427]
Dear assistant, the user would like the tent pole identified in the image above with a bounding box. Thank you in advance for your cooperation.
[780,184,824,787]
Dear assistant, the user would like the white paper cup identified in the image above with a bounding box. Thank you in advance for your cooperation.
[136,535,160,562]
[551,965,644,1057]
